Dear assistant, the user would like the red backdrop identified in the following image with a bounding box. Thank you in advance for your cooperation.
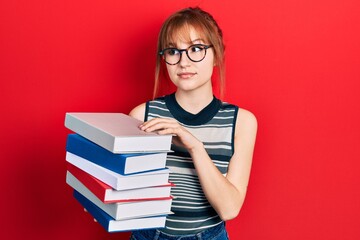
[1,0,359,239]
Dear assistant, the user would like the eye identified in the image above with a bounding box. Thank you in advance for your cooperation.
[189,45,204,53]
[165,48,180,56]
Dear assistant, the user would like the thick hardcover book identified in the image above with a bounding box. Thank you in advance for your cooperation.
[67,164,173,203]
[67,172,173,220]
[64,112,172,153]
[73,190,168,232]
[66,133,168,175]
[66,152,170,191]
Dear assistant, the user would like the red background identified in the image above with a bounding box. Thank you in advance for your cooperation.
[1,0,359,239]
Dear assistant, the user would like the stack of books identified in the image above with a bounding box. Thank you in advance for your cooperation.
[64,112,173,232]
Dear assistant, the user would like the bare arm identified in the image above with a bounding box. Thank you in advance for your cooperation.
[128,103,146,121]
[139,108,257,220]
[191,109,257,220]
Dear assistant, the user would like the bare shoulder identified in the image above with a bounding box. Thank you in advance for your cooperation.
[235,108,258,137]
[129,102,147,122]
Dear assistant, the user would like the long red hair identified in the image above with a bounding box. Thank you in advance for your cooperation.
[154,7,226,99]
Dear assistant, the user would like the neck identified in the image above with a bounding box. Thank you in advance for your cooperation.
[175,87,214,114]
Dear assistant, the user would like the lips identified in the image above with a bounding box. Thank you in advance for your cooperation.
[177,72,196,79]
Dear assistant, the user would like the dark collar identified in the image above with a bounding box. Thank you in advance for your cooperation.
[165,93,221,126]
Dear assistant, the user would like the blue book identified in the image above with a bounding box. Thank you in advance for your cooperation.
[73,190,168,232]
[66,134,167,175]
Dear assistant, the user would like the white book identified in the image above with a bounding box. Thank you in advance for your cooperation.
[74,189,170,232]
[67,164,173,203]
[103,215,167,232]
[64,112,172,153]
[67,171,173,220]
[66,152,170,191]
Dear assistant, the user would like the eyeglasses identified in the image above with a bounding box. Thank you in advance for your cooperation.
[159,44,213,65]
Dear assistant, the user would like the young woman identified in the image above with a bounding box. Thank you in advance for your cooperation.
[129,7,257,240]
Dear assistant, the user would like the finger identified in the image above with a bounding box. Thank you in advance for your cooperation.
[139,118,161,130]
[141,119,175,131]
[140,118,176,130]
[144,122,179,133]
[157,127,181,135]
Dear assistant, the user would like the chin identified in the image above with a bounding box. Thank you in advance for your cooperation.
[176,82,198,90]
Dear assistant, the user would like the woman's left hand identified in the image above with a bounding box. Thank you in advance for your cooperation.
[139,118,202,152]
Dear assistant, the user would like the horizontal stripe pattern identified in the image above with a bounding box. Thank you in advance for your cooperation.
[146,96,238,235]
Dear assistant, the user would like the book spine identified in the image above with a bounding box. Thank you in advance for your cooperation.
[66,152,171,191]
[65,113,115,152]
[66,171,119,219]
[66,134,127,175]
[73,190,169,232]
[73,190,111,231]
[66,153,119,190]
[67,164,108,202]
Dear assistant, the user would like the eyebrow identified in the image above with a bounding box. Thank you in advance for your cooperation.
[191,38,204,44]
[167,39,205,48]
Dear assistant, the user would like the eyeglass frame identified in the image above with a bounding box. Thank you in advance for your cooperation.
[159,44,213,65]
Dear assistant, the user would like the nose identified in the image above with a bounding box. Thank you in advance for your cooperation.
[178,50,191,67]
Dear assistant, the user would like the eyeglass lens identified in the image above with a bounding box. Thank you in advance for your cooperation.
[162,45,209,65]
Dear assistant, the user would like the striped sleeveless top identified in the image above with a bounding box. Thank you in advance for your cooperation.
[145,93,238,235]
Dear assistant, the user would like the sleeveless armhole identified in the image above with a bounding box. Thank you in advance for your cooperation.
[231,106,239,156]
[144,101,150,122]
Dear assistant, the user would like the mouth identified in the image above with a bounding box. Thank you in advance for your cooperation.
[177,72,196,79]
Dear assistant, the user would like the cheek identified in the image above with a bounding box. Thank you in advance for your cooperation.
[165,65,178,83]
[204,66,214,80]
[201,53,215,71]
[166,65,176,76]
[200,60,215,77]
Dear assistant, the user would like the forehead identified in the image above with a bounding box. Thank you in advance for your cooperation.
[165,24,208,47]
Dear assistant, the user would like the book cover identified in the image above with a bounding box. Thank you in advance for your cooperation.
[66,133,168,175]
[66,152,170,191]
[73,190,169,232]
[64,112,172,153]
[67,164,173,203]
[67,172,173,220]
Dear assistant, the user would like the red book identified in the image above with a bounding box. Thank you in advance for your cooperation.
[67,163,174,203]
